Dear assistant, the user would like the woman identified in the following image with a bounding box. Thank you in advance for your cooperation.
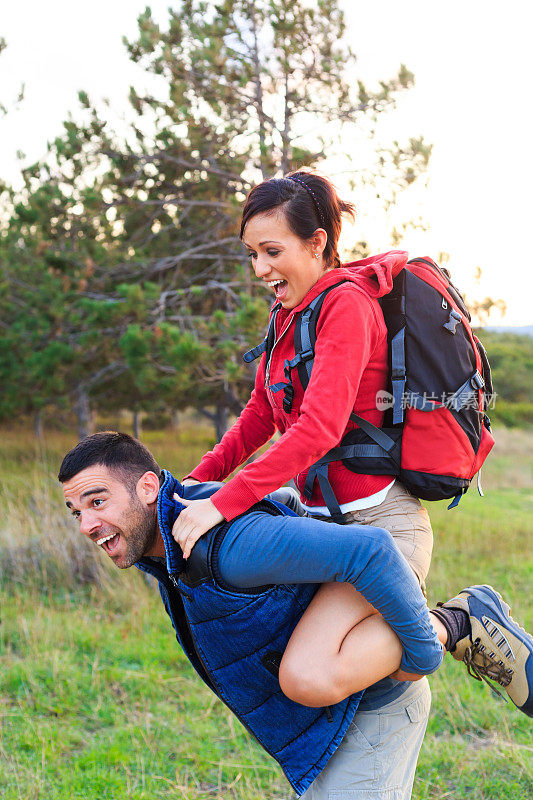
[171,171,529,710]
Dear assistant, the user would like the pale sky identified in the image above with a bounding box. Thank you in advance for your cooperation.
[1,1,532,325]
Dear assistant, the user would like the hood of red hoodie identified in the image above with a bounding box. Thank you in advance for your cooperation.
[284,250,408,316]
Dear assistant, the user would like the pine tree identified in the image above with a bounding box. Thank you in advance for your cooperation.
[1,1,431,439]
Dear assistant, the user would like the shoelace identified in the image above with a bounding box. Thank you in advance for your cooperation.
[463,637,513,701]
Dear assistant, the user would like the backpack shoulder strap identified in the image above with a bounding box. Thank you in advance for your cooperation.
[294,281,347,390]
[243,302,281,364]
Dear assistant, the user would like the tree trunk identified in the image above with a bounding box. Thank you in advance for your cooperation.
[171,409,180,431]
[214,403,228,442]
[34,410,44,440]
[75,385,94,440]
[281,68,291,174]
[133,409,142,439]
[249,5,268,179]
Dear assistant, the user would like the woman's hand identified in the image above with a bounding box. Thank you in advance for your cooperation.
[181,478,200,486]
[171,495,224,559]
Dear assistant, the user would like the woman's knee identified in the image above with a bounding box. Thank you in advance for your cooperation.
[279,652,342,707]
[362,524,395,548]
[352,525,396,566]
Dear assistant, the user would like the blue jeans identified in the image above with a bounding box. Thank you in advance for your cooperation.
[217,509,443,676]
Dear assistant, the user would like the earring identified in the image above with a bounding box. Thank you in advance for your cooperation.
[314,253,319,259]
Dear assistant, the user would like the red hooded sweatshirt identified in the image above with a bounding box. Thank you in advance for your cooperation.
[188,251,407,520]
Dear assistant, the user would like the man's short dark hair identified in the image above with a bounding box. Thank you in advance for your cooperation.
[58,431,162,490]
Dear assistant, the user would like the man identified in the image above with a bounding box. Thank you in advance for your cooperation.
[59,432,532,799]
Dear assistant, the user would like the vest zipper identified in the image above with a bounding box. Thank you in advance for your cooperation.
[169,573,180,589]
[169,572,281,763]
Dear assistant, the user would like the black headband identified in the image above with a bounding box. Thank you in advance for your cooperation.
[287,176,325,226]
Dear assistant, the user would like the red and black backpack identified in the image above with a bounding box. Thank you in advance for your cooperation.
[244,257,495,521]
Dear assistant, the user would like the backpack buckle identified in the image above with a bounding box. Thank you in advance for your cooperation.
[283,385,295,413]
[391,368,406,380]
[443,309,462,334]
[470,371,484,390]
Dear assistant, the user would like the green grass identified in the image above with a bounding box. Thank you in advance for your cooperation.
[0,424,532,798]
[0,582,282,800]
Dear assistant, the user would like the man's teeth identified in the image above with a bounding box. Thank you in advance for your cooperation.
[96,533,117,546]
[267,279,285,288]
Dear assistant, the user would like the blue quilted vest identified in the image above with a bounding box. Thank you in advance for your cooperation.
[136,470,362,795]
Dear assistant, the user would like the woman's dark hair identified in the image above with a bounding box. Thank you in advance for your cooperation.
[58,431,161,491]
[240,170,355,268]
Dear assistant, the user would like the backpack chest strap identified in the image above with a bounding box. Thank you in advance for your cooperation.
[269,348,315,411]
[243,340,267,363]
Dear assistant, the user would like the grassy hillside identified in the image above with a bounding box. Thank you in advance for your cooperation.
[0,425,532,799]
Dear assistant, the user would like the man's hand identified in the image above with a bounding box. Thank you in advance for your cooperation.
[389,668,425,682]
[172,496,224,559]
[181,478,200,486]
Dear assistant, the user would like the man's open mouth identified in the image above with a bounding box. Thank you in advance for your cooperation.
[96,532,121,554]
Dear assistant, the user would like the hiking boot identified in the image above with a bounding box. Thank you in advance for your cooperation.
[440,584,533,717]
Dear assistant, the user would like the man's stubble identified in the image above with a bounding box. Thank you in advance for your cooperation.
[112,495,158,569]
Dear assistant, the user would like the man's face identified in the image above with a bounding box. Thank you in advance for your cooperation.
[62,465,159,568]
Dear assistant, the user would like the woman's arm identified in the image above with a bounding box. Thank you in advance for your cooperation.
[210,287,384,518]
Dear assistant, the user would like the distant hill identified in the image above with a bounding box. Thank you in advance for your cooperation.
[484,325,533,337]
[475,327,533,406]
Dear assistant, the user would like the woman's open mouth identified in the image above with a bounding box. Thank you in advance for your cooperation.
[267,279,288,300]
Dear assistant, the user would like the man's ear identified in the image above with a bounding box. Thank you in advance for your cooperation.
[136,471,160,505]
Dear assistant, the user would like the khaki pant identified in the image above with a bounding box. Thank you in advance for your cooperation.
[340,482,434,588]
[302,483,434,798]
[301,678,431,800]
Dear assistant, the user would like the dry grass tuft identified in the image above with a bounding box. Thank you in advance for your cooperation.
[0,475,115,589]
